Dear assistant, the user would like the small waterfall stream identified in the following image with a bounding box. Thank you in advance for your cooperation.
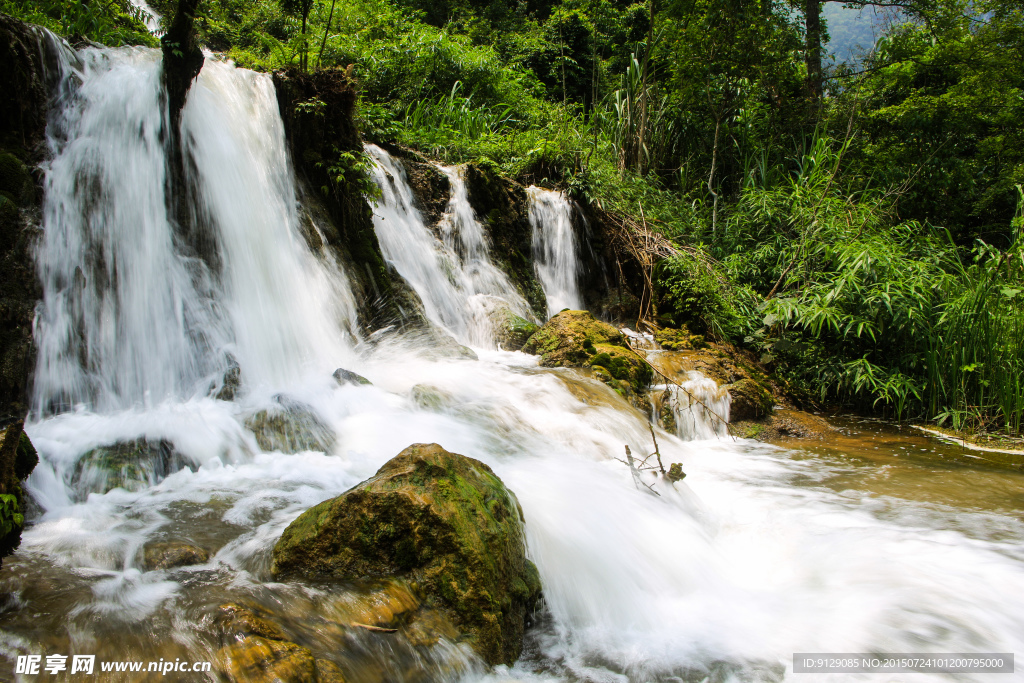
[365,144,531,347]
[527,186,582,316]
[5,40,1024,683]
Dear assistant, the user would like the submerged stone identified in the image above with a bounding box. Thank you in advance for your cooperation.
[143,541,210,570]
[490,308,539,351]
[271,443,542,666]
[246,397,335,454]
[72,438,191,497]
[333,368,372,386]
[215,603,345,683]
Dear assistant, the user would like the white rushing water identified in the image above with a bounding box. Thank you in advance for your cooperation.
[9,43,1024,683]
[128,0,162,34]
[528,186,582,317]
[365,145,532,347]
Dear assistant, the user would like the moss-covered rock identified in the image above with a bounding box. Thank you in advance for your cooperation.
[0,420,36,565]
[271,443,542,666]
[246,398,335,454]
[522,310,652,407]
[726,378,774,421]
[143,541,210,570]
[654,326,706,351]
[488,307,539,351]
[72,438,192,497]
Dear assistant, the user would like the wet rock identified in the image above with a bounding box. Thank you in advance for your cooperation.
[143,541,210,570]
[489,307,539,351]
[219,636,318,683]
[732,409,834,441]
[410,385,455,412]
[214,355,242,401]
[271,443,542,666]
[333,368,371,386]
[215,603,345,683]
[72,438,191,496]
[726,378,774,421]
[654,326,706,351]
[0,420,36,564]
[523,310,652,406]
[245,397,335,454]
[218,603,290,641]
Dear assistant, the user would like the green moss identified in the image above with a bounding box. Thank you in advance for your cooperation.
[271,443,541,666]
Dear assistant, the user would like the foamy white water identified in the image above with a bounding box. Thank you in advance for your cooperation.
[9,43,1024,683]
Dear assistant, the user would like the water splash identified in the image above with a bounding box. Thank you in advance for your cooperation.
[528,186,582,317]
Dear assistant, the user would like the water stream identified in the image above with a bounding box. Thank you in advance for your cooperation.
[3,44,1024,683]
[527,187,582,316]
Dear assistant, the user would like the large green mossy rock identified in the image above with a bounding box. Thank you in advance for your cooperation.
[522,310,652,404]
[72,438,191,497]
[271,443,542,666]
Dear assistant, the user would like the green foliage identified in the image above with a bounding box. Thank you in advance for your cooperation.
[0,494,24,539]
[1,0,157,46]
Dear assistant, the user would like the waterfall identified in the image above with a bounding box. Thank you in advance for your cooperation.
[364,145,531,347]
[128,0,162,34]
[653,371,731,441]
[528,186,582,317]
[32,50,356,415]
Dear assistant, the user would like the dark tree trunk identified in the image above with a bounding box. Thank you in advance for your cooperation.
[805,0,822,97]
[161,0,216,269]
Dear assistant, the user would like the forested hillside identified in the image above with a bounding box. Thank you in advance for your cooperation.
[5,0,1024,435]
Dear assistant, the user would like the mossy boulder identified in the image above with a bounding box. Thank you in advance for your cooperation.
[522,310,652,405]
[726,378,774,421]
[72,438,191,497]
[654,326,706,351]
[271,443,542,666]
[246,397,335,454]
[489,308,539,351]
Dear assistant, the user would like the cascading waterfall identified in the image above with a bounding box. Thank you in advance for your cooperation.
[364,144,532,347]
[7,40,1024,683]
[528,186,582,316]
[33,50,357,416]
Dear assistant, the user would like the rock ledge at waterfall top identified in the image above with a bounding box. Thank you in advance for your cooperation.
[271,443,542,666]
[522,310,652,408]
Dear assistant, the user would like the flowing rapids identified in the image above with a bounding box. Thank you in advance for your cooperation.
[3,45,1024,683]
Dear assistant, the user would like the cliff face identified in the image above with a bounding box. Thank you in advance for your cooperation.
[273,69,429,332]
[0,13,53,422]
